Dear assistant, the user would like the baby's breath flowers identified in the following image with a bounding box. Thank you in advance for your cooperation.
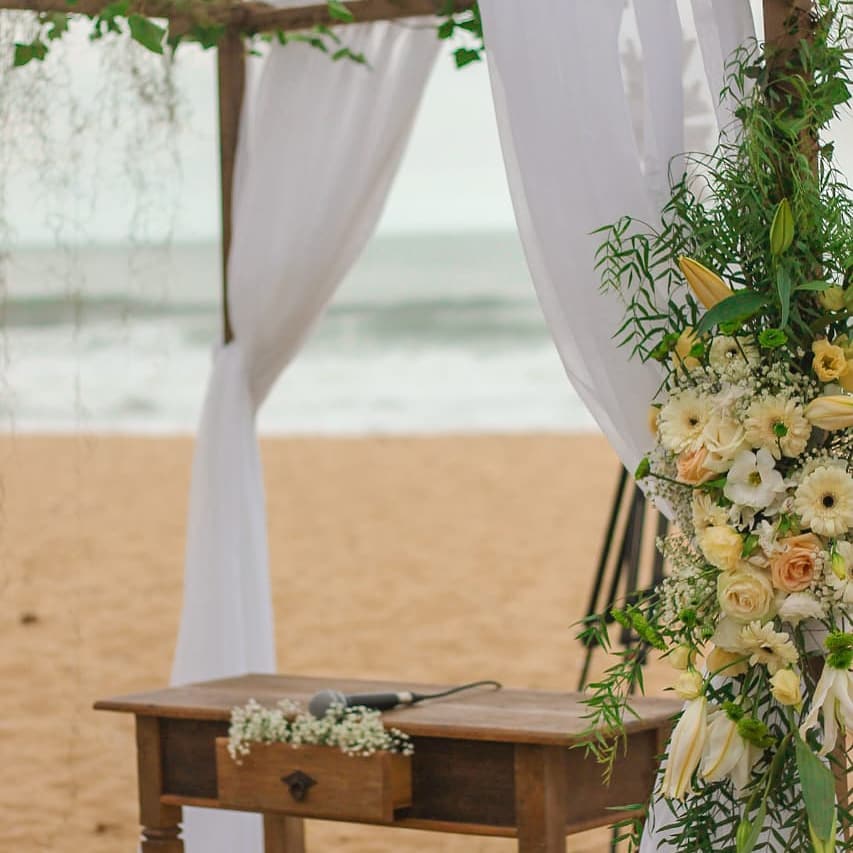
[228,699,413,764]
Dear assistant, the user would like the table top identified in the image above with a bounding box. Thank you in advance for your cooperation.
[95,673,679,747]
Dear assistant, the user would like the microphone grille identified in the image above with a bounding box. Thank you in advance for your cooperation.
[308,689,347,718]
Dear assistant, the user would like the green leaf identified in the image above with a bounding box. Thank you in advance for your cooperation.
[128,15,165,54]
[742,533,759,557]
[634,457,651,480]
[327,0,354,22]
[13,43,33,66]
[758,328,788,348]
[770,198,794,255]
[736,800,767,853]
[797,280,833,292]
[777,268,792,328]
[695,291,770,336]
[437,19,455,39]
[795,734,836,843]
[454,47,482,68]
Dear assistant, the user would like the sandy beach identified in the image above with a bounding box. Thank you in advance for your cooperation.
[0,432,671,852]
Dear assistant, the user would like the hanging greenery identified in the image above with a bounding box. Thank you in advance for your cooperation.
[11,0,484,68]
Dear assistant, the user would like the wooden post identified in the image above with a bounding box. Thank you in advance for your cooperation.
[137,716,184,852]
[513,745,568,853]
[263,813,306,853]
[217,29,246,345]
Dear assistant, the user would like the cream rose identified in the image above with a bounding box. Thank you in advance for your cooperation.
[699,525,743,571]
[770,668,802,706]
[676,447,715,485]
[769,533,821,593]
[812,338,849,383]
[717,565,776,623]
[701,415,747,473]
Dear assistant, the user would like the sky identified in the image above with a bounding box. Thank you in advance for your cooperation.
[4,26,516,246]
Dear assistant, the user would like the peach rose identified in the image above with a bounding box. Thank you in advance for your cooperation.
[770,533,822,592]
[677,447,715,485]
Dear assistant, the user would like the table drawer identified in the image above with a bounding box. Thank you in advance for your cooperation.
[215,738,412,822]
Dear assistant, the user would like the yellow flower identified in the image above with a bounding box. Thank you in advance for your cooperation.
[707,645,748,677]
[812,338,850,383]
[805,395,853,431]
[819,285,846,312]
[672,327,700,373]
[770,668,802,706]
[678,257,733,309]
[673,670,704,700]
[699,525,743,571]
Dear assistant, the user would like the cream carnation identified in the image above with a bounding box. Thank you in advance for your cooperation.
[794,465,853,537]
[699,525,742,571]
[659,391,712,453]
[692,492,729,534]
[743,395,811,460]
[777,591,826,625]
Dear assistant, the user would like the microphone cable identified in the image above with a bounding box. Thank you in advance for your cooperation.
[411,679,502,703]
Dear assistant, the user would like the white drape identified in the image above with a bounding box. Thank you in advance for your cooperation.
[171,22,438,853]
[480,1,756,849]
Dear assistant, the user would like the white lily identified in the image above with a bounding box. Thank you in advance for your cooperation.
[700,709,757,792]
[799,664,853,755]
[661,697,708,799]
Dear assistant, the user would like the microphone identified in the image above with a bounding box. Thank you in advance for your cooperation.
[307,680,502,718]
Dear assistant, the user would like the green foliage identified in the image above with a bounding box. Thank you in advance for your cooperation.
[597,0,853,371]
[8,0,485,72]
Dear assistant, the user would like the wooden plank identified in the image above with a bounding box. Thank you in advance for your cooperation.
[513,745,568,853]
[0,0,475,31]
[95,674,680,746]
[161,718,228,799]
[137,716,185,853]
[217,29,246,345]
[263,813,306,853]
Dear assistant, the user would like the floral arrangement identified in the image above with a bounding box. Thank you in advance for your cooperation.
[582,3,853,851]
[227,698,413,763]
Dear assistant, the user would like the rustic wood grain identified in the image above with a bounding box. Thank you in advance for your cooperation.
[95,673,680,746]
[513,745,568,853]
[216,29,245,345]
[215,740,412,822]
[263,813,305,853]
[137,717,184,853]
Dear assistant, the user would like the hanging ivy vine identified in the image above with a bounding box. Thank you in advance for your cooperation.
[12,0,485,68]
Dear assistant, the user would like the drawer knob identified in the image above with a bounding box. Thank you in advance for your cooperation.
[281,770,317,802]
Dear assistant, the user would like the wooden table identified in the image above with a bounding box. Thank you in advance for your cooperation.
[95,674,678,852]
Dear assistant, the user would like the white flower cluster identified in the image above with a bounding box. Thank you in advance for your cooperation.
[227,698,414,764]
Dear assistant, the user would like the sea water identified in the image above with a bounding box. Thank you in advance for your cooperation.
[0,231,596,435]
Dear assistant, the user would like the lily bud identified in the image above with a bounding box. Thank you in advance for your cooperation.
[805,395,853,431]
[832,549,848,581]
[660,697,708,800]
[678,257,733,309]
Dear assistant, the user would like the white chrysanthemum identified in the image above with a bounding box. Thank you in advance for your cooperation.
[739,621,799,674]
[794,466,853,537]
[744,395,812,459]
[659,391,712,453]
[692,492,729,533]
[723,448,787,510]
[709,335,759,376]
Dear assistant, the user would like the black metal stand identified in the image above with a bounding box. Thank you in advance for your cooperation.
[577,467,669,852]
[578,467,669,692]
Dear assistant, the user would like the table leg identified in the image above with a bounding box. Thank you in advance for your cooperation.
[136,716,184,852]
[514,745,567,853]
[264,814,306,852]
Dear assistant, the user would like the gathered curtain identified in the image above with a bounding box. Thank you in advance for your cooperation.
[171,21,438,852]
[479,1,756,849]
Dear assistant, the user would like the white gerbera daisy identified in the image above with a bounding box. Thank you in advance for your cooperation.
[794,466,853,537]
[709,335,759,376]
[723,448,787,510]
[744,395,812,459]
[738,621,799,674]
[659,391,712,453]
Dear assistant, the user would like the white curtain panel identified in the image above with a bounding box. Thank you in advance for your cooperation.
[171,22,438,853]
[480,1,755,850]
